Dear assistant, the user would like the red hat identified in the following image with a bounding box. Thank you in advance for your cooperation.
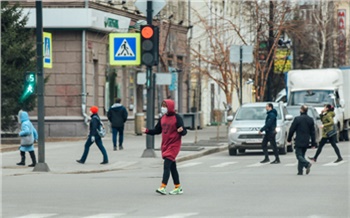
[90,106,98,114]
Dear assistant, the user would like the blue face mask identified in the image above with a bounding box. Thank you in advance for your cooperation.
[161,107,168,114]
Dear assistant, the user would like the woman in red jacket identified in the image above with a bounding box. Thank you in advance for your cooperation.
[142,99,187,195]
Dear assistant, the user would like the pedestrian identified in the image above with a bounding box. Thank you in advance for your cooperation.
[308,104,343,163]
[77,106,108,164]
[107,98,128,151]
[142,99,187,195]
[17,110,38,167]
[258,103,280,164]
[287,105,316,175]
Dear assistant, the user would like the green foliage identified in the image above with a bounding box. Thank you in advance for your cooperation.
[1,1,36,131]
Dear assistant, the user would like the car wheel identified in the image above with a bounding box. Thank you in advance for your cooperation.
[229,148,237,156]
[238,148,246,154]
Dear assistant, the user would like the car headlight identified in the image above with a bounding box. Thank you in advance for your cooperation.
[230,127,237,134]
[275,126,281,132]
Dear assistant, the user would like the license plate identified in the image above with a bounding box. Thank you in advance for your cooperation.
[246,139,262,143]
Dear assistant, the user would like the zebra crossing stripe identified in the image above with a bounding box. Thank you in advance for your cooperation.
[246,162,267,167]
[159,212,199,218]
[178,162,202,168]
[323,161,347,166]
[83,213,126,218]
[16,214,57,218]
[210,162,237,168]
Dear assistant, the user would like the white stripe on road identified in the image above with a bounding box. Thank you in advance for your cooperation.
[16,214,57,218]
[284,162,298,166]
[159,213,199,218]
[210,162,237,168]
[323,161,347,166]
[83,213,126,218]
[246,162,268,167]
[178,162,202,168]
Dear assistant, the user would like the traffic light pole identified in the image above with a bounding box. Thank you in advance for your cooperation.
[34,1,50,172]
[142,0,156,158]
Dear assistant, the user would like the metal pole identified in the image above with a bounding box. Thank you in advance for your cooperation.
[33,1,49,172]
[239,46,243,105]
[142,0,156,157]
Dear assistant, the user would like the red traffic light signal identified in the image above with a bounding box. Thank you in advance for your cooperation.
[140,25,159,66]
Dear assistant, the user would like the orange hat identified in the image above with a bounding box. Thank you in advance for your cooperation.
[90,106,98,114]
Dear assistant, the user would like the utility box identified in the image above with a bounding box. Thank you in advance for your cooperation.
[134,113,144,135]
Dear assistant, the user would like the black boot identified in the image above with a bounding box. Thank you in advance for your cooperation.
[28,151,37,167]
[16,151,25,166]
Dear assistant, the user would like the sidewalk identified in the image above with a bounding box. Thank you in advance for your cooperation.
[1,126,228,176]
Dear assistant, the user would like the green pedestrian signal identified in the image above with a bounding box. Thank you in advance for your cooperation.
[20,72,36,102]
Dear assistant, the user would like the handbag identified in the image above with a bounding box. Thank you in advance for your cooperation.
[20,134,34,146]
[94,117,106,138]
[326,125,337,138]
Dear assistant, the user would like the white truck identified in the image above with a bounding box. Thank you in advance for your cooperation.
[287,68,350,141]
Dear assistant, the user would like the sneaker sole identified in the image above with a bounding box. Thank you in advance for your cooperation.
[156,190,166,195]
[169,191,183,195]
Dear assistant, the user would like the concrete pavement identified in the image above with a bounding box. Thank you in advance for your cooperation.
[1,126,228,176]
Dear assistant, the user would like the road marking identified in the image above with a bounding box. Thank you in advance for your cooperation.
[323,161,347,166]
[178,162,202,168]
[159,213,199,218]
[83,213,126,218]
[16,214,57,218]
[210,162,237,168]
[284,162,298,166]
[246,162,267,167]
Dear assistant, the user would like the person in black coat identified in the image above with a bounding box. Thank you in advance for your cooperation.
[107,98,128,150]
[77,106,108,164]
[287,105,316,175]
[259,103,280,164]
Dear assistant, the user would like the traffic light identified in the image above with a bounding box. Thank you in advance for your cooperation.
[140,25,159,66]
[20,72,36,102]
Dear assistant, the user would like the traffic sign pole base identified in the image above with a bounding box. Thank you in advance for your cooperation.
[33,162,50,172]
[141,148,156,158]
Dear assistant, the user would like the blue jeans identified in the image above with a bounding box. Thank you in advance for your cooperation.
[112,126,124,147]
[80,135,108,163]
[295,147,309,174]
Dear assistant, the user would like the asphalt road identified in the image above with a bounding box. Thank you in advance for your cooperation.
[2,141,349,218]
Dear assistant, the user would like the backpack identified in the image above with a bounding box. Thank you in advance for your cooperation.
[93,117,106,138]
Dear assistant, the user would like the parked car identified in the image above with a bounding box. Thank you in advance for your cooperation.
[286,105,323,145]
[227,102,293,156]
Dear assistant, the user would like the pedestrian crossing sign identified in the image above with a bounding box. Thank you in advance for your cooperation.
[43,32,52,69]
[109,33,140,66]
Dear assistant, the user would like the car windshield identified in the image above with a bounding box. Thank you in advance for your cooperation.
[288,90,334,107]
[235,106,281,120]
[286,108,300,118]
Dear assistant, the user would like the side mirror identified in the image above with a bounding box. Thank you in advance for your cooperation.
[285,114,293,121]
[340,99,345,108]
[227,115,234,122]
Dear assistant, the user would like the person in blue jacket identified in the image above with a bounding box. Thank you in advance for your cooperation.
[258,103,280,164]
[107,98,128,150]
[17,110,38,167]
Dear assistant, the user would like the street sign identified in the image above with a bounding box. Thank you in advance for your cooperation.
[230,45,253,63]
[137,72,171,85]
[134,0,166,18]
[109,33,140,65]
[43,32,52,68]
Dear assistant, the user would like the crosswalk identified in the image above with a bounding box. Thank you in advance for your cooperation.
[13,213,199,218]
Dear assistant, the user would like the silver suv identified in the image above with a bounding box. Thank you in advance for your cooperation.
[228,102,293,156]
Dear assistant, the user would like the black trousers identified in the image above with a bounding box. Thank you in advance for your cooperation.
[295,147,309,173]
[314,135,342,160]
[261,132,279,160]
[162,158,180,186]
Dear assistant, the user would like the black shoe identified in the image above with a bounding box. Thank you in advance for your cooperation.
[297,172,303,175]
[119,146,124,150]
[270,160,280,164]
[113,147,117,151]
[16,162,25,166]
[260,159,270,163]
[28,163,36,167]
[306,163,312,175]
[334,158,343,163]
[308,156,316,162]
[76,160,84,164]
[100,161,108,165]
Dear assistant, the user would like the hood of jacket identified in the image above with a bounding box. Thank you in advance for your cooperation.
[328,111,335,118]
[111,103,123,108]
[19,111,29,123]
[268,108,277,117]
[163,99,175,115]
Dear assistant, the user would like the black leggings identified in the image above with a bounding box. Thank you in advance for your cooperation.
[314,135,342,160]
[162,158,180,186]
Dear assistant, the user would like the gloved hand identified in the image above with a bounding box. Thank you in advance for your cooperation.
[91,136,95,143]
